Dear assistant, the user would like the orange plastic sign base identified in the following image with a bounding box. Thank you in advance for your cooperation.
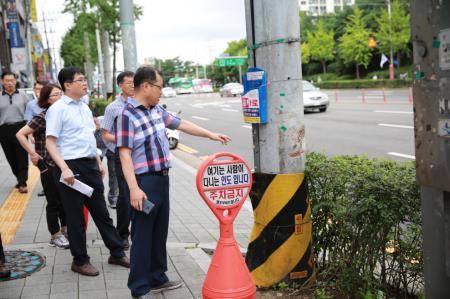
[197,152,256,299]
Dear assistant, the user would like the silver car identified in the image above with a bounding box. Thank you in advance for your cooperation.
[219,83,244,97]
[161,87,177,98]
[302,81,329,112]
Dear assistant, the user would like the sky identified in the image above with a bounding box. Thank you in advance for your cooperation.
[35,0,247,70]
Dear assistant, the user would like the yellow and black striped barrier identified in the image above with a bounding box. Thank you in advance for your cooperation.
[245,172,314,287]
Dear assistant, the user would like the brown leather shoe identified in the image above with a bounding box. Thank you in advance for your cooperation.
[18,185,28,194]
[0,262,10,278]
[108,255,130,268]
[71,262,99,276]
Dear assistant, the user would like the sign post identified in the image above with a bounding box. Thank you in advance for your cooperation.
[196,152,256,299]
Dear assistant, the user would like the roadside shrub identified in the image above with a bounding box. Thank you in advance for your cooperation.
[306,153,423,298]
[89,97,109,116]
[366,66,413,80]
[315,79,412,89]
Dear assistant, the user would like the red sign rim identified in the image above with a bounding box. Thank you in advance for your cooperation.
[196,152,253,220]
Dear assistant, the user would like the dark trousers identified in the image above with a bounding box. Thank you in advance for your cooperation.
[41,165,66,235]
[128,174,170,297]
[0,233,5,263]
[114,152,130,240]
[54,158,124,265]
[0,122,28,185]
[106,150,118,205]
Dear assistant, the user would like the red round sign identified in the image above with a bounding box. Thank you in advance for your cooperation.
[196,152,253,221]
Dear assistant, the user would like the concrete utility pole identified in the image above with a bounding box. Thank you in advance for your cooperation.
[95,21,106,99]
[244,0,313,287]
[119,0,138,71]
[82,0,94,91]
[411,0,450,297]
[101,29,112,96]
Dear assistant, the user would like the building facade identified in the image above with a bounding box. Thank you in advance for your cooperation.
[299,0,355,16]
[0,0,50,87]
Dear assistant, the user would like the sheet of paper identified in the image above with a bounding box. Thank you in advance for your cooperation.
[59,176,94,198]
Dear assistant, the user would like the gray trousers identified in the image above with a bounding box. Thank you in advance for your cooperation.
[106,150,119,204]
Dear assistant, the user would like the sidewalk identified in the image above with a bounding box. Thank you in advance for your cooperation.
[0,149,254,299]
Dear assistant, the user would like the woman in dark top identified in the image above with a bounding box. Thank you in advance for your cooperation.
[16,84,69,249]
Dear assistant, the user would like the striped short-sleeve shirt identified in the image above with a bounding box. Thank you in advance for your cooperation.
[100,95,129,152]
[116,99,181,174]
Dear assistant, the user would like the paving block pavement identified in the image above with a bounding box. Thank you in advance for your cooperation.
[0,150,254,299]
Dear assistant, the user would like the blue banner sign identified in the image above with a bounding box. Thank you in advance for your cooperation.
[7,22,24,48]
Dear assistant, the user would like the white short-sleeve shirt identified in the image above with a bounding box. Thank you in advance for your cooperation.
[46,95,97,160]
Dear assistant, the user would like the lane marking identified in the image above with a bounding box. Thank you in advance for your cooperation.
[192,99,241,108]
[177,143,199,154]
[242,125,252,129]
[0,167,40,245]
[192,116,209,121]
[219,104,231,108]
[387,152,415,160]
[222,109,239,112]
[374,110,413,114]
[378,123,414,129]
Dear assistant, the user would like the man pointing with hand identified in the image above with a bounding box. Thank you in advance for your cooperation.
[117,66,230,299]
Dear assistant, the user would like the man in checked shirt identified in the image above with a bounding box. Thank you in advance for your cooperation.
[117,66,231,299]
[101,71,135,249]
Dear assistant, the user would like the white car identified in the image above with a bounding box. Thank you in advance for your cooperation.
[219,83,244,97]
[161,87,177,98]
[302,80,329,112]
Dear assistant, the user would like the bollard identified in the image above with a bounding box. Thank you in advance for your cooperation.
[382,88,387,103]
[361,89,366,103]
[335,91,338,103]
[196,152,256,299]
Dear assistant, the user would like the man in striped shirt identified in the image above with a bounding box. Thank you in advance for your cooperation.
[117,66,230,299]
[101,71,135,248]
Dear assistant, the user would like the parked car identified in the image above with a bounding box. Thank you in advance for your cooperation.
[161,87,177,98]
[219,83,244,97]
[302,80,329,112]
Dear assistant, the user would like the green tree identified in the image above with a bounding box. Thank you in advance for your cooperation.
[61,0,143,97]
[60,12,98,70]
[307,20,334,74]
[224,39,247,57]
[375,0,410,68]
[299,11,314,41]
[339,8,373,79]
[301,42,310,65]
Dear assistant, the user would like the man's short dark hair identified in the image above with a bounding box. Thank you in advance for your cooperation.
[134,66,162,88]
[34,80,49,87]
[117,71,134,85]
[58,67,82,92]
[1,71,17,80]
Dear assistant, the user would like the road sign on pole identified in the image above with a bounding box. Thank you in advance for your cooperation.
[215,56,247,67]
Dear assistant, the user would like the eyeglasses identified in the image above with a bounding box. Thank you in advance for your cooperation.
[49,93,62,98]
[148,82,163,90]
[70,78,87,83]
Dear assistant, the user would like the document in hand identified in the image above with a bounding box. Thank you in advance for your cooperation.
[59,175,94,198]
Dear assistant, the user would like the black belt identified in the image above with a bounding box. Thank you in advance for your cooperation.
[66,157,97,162]
[138,169,169,177]
[2,121,26,126]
